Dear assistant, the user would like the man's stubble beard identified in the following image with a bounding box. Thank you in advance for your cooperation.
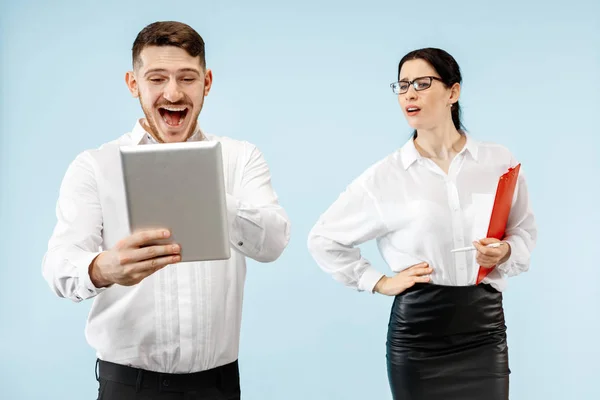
[138,96,203,143]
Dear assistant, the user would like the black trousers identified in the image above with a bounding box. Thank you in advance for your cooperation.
[96,359,241,400]
[386,283,510,400]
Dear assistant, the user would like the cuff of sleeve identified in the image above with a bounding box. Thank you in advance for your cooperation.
[358,266,385,293]
[226,193,240,228]
[74,251,106,300]
[495,259,511,276]
[226,193,244,248]
[496,239,519,277]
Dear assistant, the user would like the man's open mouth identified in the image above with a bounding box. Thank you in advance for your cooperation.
[158,106,189,127]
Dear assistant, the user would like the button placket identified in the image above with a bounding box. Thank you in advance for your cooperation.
[447,176,468,284]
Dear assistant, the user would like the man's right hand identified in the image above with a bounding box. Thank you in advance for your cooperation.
[89,229,181,288]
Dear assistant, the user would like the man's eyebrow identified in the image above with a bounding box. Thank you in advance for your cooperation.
[144,68,201,77]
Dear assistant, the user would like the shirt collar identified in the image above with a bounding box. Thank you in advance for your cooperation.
[462,133,479,161]
[130,119,205,145]
[399,135,421,170]
[399,130,479,170]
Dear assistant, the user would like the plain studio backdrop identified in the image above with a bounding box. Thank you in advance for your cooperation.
[1,0,598,399]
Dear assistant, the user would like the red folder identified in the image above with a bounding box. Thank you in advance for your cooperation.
[476,163,521,284]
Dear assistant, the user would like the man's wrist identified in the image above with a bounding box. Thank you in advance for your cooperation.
[89,254,111,288]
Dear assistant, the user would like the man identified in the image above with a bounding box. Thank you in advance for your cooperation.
[42,21,291,399]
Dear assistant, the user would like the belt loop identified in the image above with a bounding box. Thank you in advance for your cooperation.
[95,359,100,382]
[135,369,143,393]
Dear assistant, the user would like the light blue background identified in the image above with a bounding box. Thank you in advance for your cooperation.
[1,0,599,399]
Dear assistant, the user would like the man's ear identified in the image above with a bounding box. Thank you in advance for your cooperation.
[125,71,139,98]
[203,68,213,96]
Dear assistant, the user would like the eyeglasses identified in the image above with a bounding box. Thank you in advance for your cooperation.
[390,76,444,95]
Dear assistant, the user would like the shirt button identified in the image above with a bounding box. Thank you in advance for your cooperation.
[238,241,243,246]
[163,379,170,387]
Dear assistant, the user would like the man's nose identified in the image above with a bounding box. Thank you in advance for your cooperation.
[163,80,184,103]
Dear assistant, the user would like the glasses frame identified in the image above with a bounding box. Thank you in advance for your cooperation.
[390,76,444,95]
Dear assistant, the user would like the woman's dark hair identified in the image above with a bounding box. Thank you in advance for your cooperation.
[397,48,464,138]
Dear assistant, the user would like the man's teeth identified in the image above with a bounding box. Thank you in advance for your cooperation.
[162,106,186,112]
[408,108,419,112]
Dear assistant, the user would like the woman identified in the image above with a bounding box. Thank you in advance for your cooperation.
[307,48,537,399]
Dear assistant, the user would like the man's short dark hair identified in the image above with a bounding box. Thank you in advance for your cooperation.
[132,21,206,69]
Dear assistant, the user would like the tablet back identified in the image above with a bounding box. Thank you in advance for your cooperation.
[119,141,231,262]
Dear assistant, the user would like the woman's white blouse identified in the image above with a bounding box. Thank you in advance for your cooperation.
[307,134,537,292]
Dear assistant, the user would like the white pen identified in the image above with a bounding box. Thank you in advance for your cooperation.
[450,242,504,253]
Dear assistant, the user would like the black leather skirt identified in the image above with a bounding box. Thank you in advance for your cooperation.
[386,283,510,400]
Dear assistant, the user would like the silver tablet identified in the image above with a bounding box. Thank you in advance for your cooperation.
[119,141,231,262]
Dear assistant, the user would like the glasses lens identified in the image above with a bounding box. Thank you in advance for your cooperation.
[395,82,409,94]
[414,77,432,91]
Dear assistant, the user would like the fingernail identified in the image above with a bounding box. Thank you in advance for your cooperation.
[172,244,180,252]
[164,231,170,238]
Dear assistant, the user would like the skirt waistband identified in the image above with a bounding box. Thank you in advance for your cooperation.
[388,283,506,345]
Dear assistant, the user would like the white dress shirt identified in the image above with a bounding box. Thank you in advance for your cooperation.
[42,120,291,373]
[307,133,537,293]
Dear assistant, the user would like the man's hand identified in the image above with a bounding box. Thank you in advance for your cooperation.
[473,238,511,268]
[89,229,181,288]
[374,262,433,296]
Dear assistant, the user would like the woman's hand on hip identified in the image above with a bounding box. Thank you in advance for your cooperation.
[374,262,432,296]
